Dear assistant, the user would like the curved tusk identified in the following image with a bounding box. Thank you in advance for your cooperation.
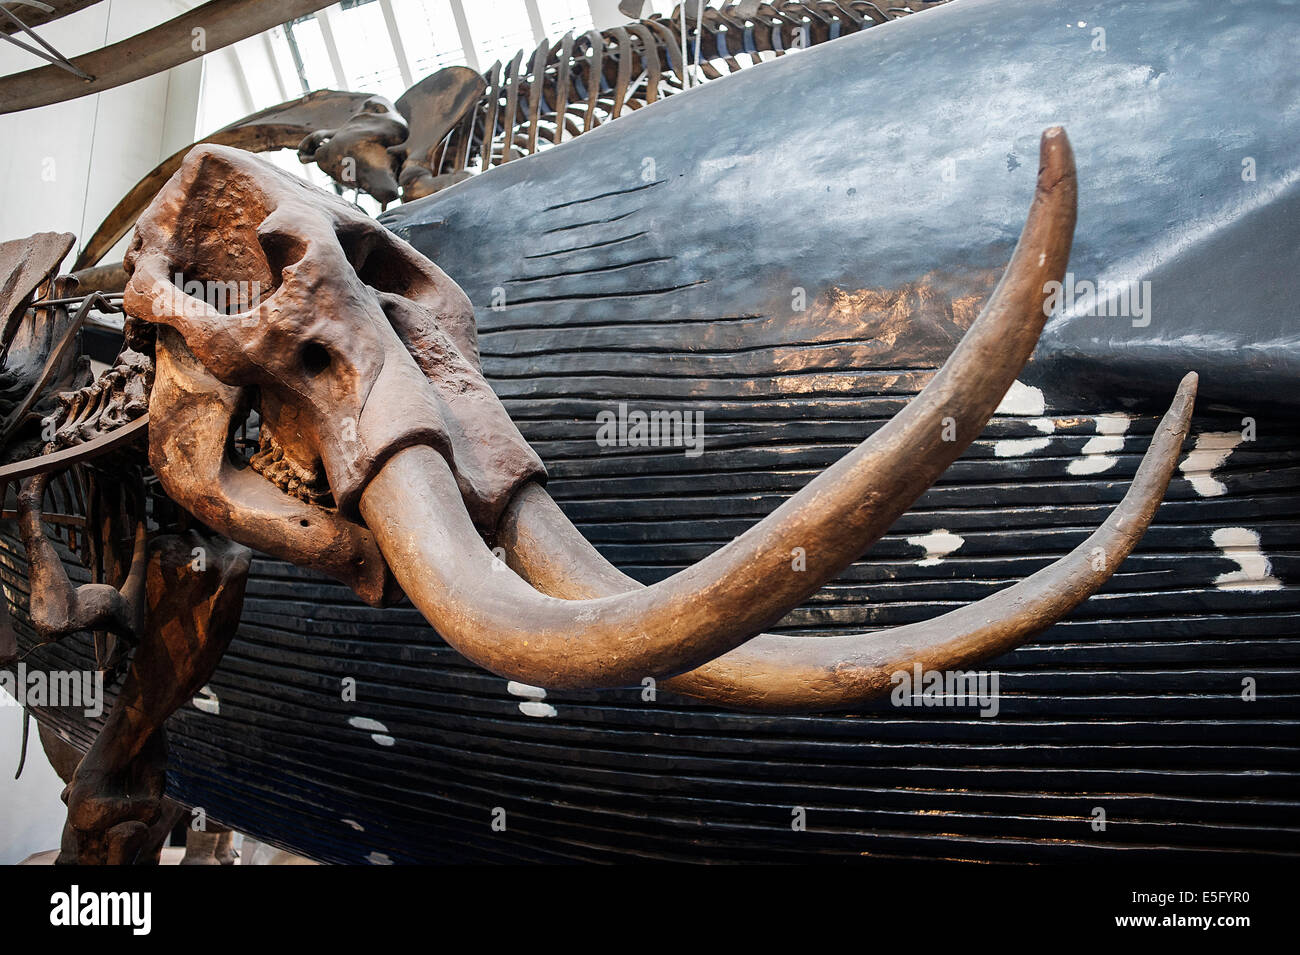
[360,128,1076,689]
[496,374,1198,710]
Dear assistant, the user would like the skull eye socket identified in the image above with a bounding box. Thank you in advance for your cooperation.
[258,229,309,289]
[337,225,430,299]
[357,245,423,297]
[302,342,332,376]
[167,227,303,313]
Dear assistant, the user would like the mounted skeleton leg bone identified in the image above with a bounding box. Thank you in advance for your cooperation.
[57,529,249,865]
[17,469,251,864]
[18,471,147,644]
[57,529,250,865]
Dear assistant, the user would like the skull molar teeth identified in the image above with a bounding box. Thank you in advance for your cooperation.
[249,420,333,508]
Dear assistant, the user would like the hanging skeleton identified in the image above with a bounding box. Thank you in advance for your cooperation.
[386,2,954,201]
[70,1,954,289]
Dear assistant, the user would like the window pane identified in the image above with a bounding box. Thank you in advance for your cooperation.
[332,2,405,101]
[393,0,467,79]
[286,16,340,90]
[535,0,593,39]
[462,0,536,69]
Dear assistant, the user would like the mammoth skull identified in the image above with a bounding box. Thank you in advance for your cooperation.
[125,132,1197,712]
[125,144,544,606]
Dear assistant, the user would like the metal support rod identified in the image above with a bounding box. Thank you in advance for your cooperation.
[28,293,124,310]
[0,3,93,80]
[448,0,479,72]
[281,17,314,95]
[315,3,350,90]
[679,1,690,87]
[693,0,704,86]
[377,0,413,88]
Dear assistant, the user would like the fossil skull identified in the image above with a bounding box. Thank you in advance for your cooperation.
[125,144,543,606]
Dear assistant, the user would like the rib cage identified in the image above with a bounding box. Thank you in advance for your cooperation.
[431,2,951,178]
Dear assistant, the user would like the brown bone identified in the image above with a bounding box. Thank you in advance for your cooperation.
[297,96,408,206]
[16,471,251,864]
[125,144,543,599]
[60,529,250,865]
[77,90,388,272]
[391,67,486,202]
[351,128,1089,688]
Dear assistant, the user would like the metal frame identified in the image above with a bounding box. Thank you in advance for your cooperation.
[0,1,92,79]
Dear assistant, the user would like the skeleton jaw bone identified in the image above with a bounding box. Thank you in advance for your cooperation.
[297,95,407,206]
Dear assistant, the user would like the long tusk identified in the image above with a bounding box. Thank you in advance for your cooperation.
[359,128,1076,690]
[496,374,1198,710]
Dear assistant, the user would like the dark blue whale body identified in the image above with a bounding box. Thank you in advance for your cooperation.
[384,0,1300,411]
[12,0,1300,863]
